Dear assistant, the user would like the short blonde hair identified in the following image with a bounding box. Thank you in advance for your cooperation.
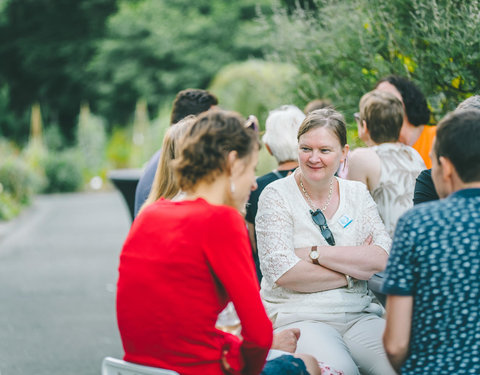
[359,90,403,143]
[297,108,347,147]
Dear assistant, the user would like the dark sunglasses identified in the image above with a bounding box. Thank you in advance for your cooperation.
[310,209,336,246]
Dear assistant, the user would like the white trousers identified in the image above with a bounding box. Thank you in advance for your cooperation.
[273,311,396,375]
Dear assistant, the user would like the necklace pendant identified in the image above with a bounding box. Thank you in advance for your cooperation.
[299,171,334,213]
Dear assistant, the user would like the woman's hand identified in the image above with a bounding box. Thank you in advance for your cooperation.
[363,235,373,245]
[271,328,301,353]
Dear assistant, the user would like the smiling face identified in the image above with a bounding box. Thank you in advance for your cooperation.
[298,126,348,183]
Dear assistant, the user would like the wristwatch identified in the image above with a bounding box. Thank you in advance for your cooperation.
[345,274,354,289]
[309,246,320,265]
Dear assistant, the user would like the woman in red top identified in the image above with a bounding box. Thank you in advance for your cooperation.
[116,110,273,375]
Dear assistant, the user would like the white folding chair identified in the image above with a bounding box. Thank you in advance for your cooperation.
[102,357,180,375]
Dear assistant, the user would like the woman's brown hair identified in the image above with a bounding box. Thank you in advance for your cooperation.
[173,109,260,192]
[297,107,347,147]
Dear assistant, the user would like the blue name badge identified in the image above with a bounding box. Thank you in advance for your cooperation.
[338,214,353,228]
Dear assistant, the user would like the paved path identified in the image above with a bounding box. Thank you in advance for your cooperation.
[0,191,131,375]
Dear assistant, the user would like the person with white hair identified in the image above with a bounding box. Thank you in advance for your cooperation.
[245,105,305,281]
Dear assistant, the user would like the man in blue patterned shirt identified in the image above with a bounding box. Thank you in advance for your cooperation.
[382,109,480,374]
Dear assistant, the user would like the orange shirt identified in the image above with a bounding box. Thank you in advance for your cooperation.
[413,125,436,168]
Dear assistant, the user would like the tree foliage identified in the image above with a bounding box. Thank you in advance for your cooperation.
[369,0,480,113]
[261,0,480,121]
[209,59,299,128]
[1,0,478,144]
[0,0,117,142]
[0,0,274,140]
[88,0,272,126]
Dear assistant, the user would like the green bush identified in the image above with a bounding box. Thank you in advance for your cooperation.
[209,59,299,130]
[0,138,20,159]
[76,107,107,178]
[0,139,43,220]
[0,191,21,221]
[44,124,65,151]
[43,150,84,193]
[209,59,300,175]
[105,105,170,169]
[106,127,133,169]
[0,157,40,204]
[22,140,48,178]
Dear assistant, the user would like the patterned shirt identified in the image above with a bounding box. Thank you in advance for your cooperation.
[383,188,480,375]
[371,143,425,236]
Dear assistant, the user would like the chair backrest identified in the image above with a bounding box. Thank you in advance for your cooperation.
[102,357,180,375]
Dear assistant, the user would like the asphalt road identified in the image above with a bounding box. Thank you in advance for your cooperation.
[0,191,132,375]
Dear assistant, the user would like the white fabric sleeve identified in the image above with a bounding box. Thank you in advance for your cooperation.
[358,185,392,254]
[255,185,301,284]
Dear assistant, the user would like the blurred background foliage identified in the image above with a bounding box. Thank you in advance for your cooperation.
[260,0,480,119]
[0,0,479,219]
[209,60,299,128]
[89,0,273,128]
[0,0,118,143]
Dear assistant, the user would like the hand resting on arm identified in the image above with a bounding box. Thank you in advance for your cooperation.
[271,328,301,353]
[294,235,388,280]
[277,235,387,292]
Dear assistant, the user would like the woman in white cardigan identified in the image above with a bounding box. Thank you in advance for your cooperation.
[256,108,395,375]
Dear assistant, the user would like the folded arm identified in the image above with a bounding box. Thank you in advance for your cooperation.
[256,187,348,292]
[275,260,348,292]
[294,241,388,280]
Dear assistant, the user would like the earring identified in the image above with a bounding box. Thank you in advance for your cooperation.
[342,156,348,171]
[230,180,236,193]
